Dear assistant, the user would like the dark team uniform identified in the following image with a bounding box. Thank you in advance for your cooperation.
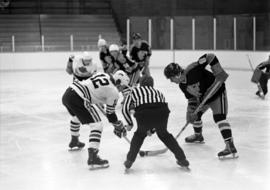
[180,54,226,106]
[115,53,138,74]
[256,59,270,96]
[164,53,237,158]
[99,47,115,73]
[130,40,151,71]
[122,81,188,167]
[179,54,231,137]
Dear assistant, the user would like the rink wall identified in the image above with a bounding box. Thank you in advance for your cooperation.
[0,50,269,71]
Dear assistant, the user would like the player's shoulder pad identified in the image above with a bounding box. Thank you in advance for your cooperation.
[198,54,207,64]
[141,40,150,46]
[184,62,199,74]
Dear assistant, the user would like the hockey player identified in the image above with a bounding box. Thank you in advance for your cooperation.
[122,75,189,170]
[119,38,128,56]
[109,44,139,87]
[66,52,97,81]
[62,71,128,169]
[129,33,152,77]
[97,38,115,74]
[252,55,270,98]
[64,52,98,150]
[164,53,238,159]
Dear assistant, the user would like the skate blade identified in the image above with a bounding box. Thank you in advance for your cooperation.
[218,153,239,160]
[68,147,84,151]
[186,141,205,144]
[88,164,109,170]
[178,166,191,172]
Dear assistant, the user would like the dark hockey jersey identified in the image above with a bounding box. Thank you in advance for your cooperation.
[257,60,270,73]
[130,40,151,63]
[179,54,225,104]
[113,53,138,74]
[99,47,114,72]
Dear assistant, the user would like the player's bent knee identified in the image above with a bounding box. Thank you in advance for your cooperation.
[213,114,227,123]
[89,122,103,132]
[71,116,80,123]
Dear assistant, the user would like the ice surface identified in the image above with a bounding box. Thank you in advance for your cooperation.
[0,68,269,190]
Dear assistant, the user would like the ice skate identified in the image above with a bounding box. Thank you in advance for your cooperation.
[185,133,205,144]
[87,148,109,170]
[68,136,85,151]
[177,159,190,170]
[218,140,238,159]
[255,91,265,99]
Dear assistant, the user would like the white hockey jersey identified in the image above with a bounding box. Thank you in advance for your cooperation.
[70,72,119,115]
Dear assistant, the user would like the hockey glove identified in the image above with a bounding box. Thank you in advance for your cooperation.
[125,125,133,131]
[113,120,127,138]
[68,55,75,62]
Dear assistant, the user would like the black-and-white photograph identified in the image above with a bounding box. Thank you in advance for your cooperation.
[0,0,269,190]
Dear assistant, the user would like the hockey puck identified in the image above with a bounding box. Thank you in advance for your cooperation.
[139,151,146,157]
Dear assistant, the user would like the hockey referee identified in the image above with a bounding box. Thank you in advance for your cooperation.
[121,75,189,170]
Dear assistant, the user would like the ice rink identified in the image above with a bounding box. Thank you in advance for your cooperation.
[0,67,269,190]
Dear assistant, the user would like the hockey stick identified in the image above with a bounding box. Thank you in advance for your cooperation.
[140,80,223,157]
[246,54,264,99]
[139,122,189,157]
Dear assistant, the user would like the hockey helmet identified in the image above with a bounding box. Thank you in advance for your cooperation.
[164,62,184,78]
[140,75,154,87]
[132,33,142,40]
[113,70,130,87]
[81,52,92,65]
[109,44,120,52]
[97,38,107,48]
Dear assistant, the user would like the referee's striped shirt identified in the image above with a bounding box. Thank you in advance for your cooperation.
[122,86,166,126]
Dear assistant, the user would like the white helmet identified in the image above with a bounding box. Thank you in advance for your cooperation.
[109,44,119,52]
[113,70,130,86]
[97,38,107,48]
[82,51,92,62]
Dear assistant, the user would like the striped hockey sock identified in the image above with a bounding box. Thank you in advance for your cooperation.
[70,120,80,137]
[217,120,232,142]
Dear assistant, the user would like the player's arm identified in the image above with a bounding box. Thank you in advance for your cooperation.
[66,55,74,75]
[142,43,151,76]
[199,53,229,83]
[129,44,136,60]
[122,93,134,128]
[125,55,138,73]
[141,57,150,76]
[256,61,269,72]
[106,97,126,138]
[200,54,228,105]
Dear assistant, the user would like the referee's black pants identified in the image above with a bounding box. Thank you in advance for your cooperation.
[127,103,187,163]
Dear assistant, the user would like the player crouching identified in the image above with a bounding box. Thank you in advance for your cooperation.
[65,52,98,150]
[62,71,128,170]
[164,54,238,159]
